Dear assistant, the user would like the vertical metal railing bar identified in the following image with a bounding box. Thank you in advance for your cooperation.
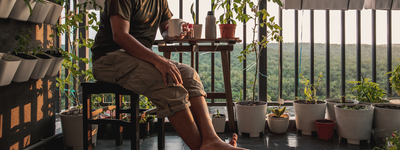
[387,10,392,96]
[279,7,283,99]
[372,10,377,82]
[243,4,247,101]
[195,0,199,72]
[310,10,314,85]
[259,0,267,101]
[78,6,89,104]
[211,2,215,103]
[179,0,183,63]
[294,10,299,98]
[341,10,345,96]
[356,10,361,84]
[64,0,71,110]
[73,0,79,106]
[325,10,330,99]
[56,15,62,113]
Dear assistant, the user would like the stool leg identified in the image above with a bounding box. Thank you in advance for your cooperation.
[158,117,165,149]
[116,94,123,146]
[132,94,140,150]
[83,92,93,150]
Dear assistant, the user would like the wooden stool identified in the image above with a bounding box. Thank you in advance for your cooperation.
[82,82,165,150]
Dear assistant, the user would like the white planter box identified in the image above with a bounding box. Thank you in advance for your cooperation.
[78,0,105,10]
[235,101,267,137]
[372,104,400,140]
[293,100,326,135]
[28,1,52,23]
[0,53,21,86]
[302,0,348,10]
[364,0,392,10]
[12,53,38,82]
[44,52,64,77]
[281,0,302,9]
[0,0,17,18]
[212,114,226,133]
[43,1,63,25]
[348,0,365,10]
[30,54,53,79]
[8,0,36,21]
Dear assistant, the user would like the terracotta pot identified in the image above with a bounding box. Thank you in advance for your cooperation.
[315,119,336,140]
[219,24,236,38]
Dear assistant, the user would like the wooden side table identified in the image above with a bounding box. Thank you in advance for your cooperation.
[154,38,241,131]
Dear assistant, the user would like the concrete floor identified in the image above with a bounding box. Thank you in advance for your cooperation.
[92,129,378,150]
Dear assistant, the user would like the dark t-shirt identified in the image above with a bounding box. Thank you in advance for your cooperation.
[91,0,173,61]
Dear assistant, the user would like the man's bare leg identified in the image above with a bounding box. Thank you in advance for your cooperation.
[168,108,202,150]
[188,96,247,150]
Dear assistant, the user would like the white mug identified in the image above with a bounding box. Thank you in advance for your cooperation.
[168,19,184,37]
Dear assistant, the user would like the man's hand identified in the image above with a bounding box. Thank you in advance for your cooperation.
[154,58,183,86]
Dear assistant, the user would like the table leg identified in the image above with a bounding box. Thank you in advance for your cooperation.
[221,51,236,131]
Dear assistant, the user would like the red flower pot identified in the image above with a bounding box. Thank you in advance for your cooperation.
[219,24,237,38]
[314,119,336,140]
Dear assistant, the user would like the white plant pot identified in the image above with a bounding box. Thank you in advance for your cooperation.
[28,1,52,23]
[12,53,38,82]
[0,53,21,86]
[30,54,53,79]
[78,0,105,10]
[325,99,359,122]
[364,0,392,10]
[348,0,366,10]
[281,0,301,9]
[193,24,202,39]
[335,104,374,145]
[43,1,63,25]
[44,52,64,77]
[267,113,289,134]
[293,100,326,135]
[8,0,36,21]
[372,104,400,139]
[235,101,267,137]
[61,114,98,150]
[302,0,348,10]
[0,0,17,18]
[212,114,226,133]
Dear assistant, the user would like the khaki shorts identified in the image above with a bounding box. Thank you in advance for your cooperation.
[92,50,207,118]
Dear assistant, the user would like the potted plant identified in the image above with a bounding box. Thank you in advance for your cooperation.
[28,0,52,23]
[43,0,63,25]
[29,41,54,80]
[190,3,202,39]
[314,119,336,140]
[12,29,38,83]
[386,60,400,103]
[293,73,326,135]
[212,0,237,38]
[325,95,358,124]
[371,104,400,144]
[0,53,21,86]
[267,98,289,134]
[212,109,226,133]
[44,47,65,77]
[348,77,389,104]
[233,0,282,137]
[335,104,374,145]
[0,0,17,18]
[8,0,47,21]
[373,130,400,150]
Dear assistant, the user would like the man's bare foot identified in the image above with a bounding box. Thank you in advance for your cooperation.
[199,137,247,150]
[229,133,238,147]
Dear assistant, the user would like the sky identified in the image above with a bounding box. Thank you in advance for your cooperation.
[85,0,400,45]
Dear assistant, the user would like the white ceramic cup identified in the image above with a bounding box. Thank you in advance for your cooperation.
[168,19,184,37]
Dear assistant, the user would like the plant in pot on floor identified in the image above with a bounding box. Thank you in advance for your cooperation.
[267,98,289,134]
[334,103,374,145]
[233,0,282,137]
[212,109,226,133]
[373,130,400,150]
[386,60,400,104]
[348,76,388,104]
[212,0,238,38]
[325,95,359,123]
[293,73,326,135]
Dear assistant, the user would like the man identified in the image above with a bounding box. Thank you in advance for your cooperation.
[91,0,246,150]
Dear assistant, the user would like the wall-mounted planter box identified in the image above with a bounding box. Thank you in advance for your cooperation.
[302,0,348,10]
[0,0,17,18]
[0,53,21,86]
[12,53,38,82]
[43,1,63,25]
[348,0,365,10]
[30,54,53,79]
[28,1,52,23]
[78,0,105,10]
[364,0,392,10]
[8,0,36,21]
[44,51,64,77]
[281,0,302,9]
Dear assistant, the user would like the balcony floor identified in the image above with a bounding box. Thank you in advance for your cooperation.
[93,129,377,150]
